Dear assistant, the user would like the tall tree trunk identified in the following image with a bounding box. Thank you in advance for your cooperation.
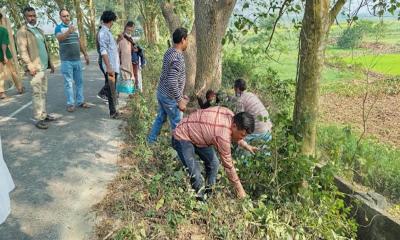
[293,0,346,156]
[143,17,159,44]
[183,26,197,96]
[160,2,197,96]
[73,0,87,51]
[194,0,236,95]
[8,2,23,29]
[87,0,96,46]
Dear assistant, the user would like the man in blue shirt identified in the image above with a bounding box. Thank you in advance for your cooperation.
[55,9,90,113]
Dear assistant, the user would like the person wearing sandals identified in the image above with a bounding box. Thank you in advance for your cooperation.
[55,9,91,112]
[0,12,24,99]
[17,7,56,129]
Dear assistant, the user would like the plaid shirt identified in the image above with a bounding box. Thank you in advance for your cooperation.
[173,106,245,196]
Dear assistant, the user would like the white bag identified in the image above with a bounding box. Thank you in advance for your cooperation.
[0,136,15,224]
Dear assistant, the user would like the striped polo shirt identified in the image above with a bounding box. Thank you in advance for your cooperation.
[55,23,80,61]
[173,106,245,196]
[157,48,186,102]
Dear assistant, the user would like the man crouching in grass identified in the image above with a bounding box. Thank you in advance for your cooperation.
[172,106,258,200]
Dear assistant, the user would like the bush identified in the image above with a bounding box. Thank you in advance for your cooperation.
[222,51,252,88]
[337,25,364,49]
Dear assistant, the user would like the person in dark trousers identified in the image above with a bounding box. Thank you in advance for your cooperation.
[147,27,189,143]
[96,25,107,102]
[172,107,258,200]
[98,11,120,118]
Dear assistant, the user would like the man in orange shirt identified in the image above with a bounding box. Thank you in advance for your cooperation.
[172,106,257,200]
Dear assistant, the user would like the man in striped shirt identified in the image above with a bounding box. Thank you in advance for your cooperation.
[172,106,258,199]
[234,79,272,143]
[148,27,189,143]
[55,9,90,113]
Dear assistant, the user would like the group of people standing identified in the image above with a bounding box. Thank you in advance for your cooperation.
[1,6,273,201]
[96,11,145,119]
[0,8,145,129]
[147,28,273,200]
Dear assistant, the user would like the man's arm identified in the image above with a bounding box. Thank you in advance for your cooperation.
[238,140,258,154]
[55,25,75,42]
[167,59,183,102]
[16,30,35,75]
[1,44,7,63]
[98,31,114,76]
[216,137,246,198]
[167,59,187,111]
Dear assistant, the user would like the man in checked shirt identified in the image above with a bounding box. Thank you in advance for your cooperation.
[172,106,258,200]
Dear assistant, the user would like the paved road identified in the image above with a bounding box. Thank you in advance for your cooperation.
[0,53,122,240]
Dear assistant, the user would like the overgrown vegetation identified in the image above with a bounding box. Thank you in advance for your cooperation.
[94,17,400,239]
[94,44,357,239]
[318,125,400,202]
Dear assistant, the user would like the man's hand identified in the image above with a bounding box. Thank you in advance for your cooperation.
[178,99,187,112]
[3,58,8,64]
[28,66,37,76]
[68,25,76,34]
[246,145,258,154]
[238,191,246,199]
[84,54,90,65]
[106,65,114,76]
[238,140,258,154]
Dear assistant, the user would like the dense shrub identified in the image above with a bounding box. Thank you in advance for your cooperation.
[336,20,388,49]
[222,53,252,88]
[337,25,364,49]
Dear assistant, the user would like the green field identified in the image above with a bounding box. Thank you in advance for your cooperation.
[342,54,400,76]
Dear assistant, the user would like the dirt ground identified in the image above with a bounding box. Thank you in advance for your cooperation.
[319,93,400,148]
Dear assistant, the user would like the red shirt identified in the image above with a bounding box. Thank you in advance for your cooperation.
[173,106,245,196]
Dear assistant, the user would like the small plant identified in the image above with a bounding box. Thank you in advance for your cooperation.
[337,25,364,49]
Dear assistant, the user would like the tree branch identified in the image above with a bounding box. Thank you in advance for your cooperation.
[46,10,58,25]
[329,0,347,25]
[160,1,182,34]
[265,0,290,52]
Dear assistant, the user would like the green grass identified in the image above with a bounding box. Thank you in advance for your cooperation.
[342,54,400,76]
[318,125,400,202]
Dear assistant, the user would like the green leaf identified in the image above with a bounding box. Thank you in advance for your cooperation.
[155,197,165,211]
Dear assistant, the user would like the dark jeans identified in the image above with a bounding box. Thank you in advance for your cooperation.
[104,73,118,115]
[172,137,219,194]
[98,62,107,97]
